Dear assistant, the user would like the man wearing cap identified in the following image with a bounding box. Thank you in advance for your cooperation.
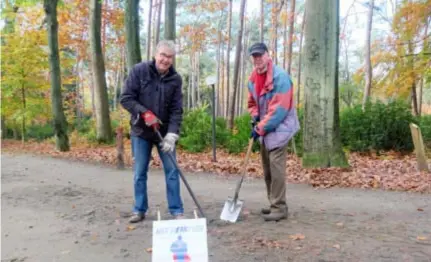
[247,42,300,221]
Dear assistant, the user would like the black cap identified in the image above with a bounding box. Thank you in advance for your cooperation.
[248,42,268,56]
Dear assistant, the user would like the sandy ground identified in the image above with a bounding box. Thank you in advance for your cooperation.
[1,153,431,262]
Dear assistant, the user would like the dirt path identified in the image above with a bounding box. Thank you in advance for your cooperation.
[2,153,431,262]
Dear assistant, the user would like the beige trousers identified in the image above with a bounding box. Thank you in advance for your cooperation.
[260,141,288,211]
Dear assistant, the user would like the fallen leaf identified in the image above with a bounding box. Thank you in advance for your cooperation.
[3,139,431,194]
[417,208,424,212]
[72,204,76,209]
[127,225,136,231]
[333,244,341,249]
[289,234,305,240]
[417,236,428,241]
[242,209,250,216]
[145,248,152,253]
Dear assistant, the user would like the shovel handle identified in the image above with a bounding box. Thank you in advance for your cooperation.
[232,138,254,201]
[153,127,206,218]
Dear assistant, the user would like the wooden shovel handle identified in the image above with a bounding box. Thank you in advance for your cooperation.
[233,138,254,200]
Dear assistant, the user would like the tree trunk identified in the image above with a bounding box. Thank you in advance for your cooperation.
[164,0,176,40]
[187,75,191,109]
[408,40,419,116]
[90,0,113,142]
[418,16,429,116]
[113,49,124,111]
[297,8,306,106]
[287,0,296,74]
[218,39,225,117]
[229,0,246,128]
[226,0,232,123]
[1,115,6,139]
[101,1,107,54]
[216,29,221,116]
[154,0,162,46]
[220,42,225,117]
[362,0,374,110]
[240,25,250,115]
[196,52,200,106]
[125,0,142,71]
[43,0,70,152]
[90,74,96,115]
[302,0,348,168]
[116,127,125,169]
[283,2,288,69]
[260,0,264,42]
[21,84,26,144]
[147,0,153,60]
[75,54,82,119]
[164,0,176,66]
[271,1,284,65]
[190,52,195,108]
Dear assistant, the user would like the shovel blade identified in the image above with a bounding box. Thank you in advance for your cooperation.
[220,197,243,223]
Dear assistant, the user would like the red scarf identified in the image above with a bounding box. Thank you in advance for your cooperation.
[249,59,274,97]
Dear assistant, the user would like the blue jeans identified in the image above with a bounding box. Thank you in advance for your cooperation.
[131,135,184,216]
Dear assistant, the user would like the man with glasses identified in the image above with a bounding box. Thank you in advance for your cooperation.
[120,40,185,223]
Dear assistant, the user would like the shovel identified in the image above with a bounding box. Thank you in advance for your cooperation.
[220,137,254,223]
[153,128,206,219]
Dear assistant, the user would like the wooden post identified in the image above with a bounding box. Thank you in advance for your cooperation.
[116,126,125,169]
[409,123,429,172]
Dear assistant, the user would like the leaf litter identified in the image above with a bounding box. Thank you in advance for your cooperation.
[3,139,431,193]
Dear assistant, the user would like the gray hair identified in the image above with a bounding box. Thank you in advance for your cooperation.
[155,40,176,54]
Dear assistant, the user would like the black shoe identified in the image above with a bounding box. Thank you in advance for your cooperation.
[128,213,145,223]
[261,207,271,215]
[262,208,288,222]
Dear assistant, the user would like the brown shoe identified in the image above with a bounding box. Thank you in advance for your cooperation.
[262,208,288,222]
[128,213,145,223]
[261,207,271,215]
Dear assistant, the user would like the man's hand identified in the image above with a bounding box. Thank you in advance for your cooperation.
[251,115,260,128]
[250,126,260,141]
[161,133,179,153]
[141,111,162,129]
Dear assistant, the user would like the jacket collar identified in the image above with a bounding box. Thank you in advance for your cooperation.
[249,59,274,96]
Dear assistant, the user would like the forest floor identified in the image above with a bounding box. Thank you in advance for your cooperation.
[2,139,431,194]
[2,148,431,261]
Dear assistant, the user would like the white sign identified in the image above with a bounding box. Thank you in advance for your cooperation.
[205,75,216,86]
[152,218,208,262]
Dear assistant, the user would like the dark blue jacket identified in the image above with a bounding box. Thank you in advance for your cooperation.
[120,59,183,142]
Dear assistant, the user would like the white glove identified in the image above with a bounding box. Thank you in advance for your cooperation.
[161,132,179,153]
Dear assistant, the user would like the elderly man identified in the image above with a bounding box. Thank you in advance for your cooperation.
[120,40,184,223]
[247,42,300,222]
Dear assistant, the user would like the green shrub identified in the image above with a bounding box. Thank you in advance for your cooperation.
[340,99,418,152]
[419,115,431,147]
[178,106,213,152]
[215,117,230,147]
[73,115,92,134]
[287,107,304,156]
[26,123,54,141]
[223,114,256,154]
